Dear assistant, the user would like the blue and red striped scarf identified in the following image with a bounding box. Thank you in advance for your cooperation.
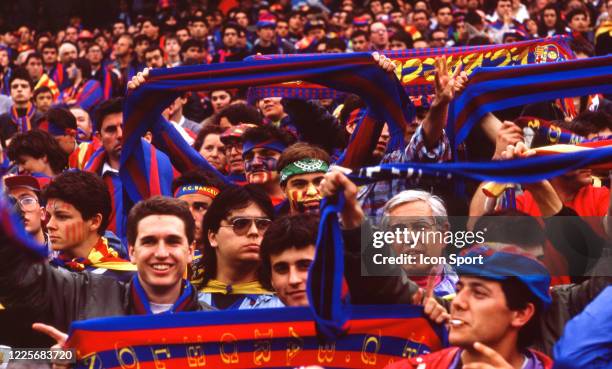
[448,55,612,150]
[123,52,413,200]
[248,36,574,99]
[9,103,36,134]
[59,79,103,112]
[130,276,195,315]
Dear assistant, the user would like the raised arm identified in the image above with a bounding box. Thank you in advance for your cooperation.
[421,58,468,149]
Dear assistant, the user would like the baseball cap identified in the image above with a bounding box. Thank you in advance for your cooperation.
[457,246,552,308]
[4,175,42,192]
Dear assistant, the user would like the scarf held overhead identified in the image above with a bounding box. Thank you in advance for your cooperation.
[122,52,414,203]
[448,54,612,148]
[247,36,574,100]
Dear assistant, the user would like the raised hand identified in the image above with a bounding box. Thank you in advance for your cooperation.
[433,57,467,105]
[372,51,399,74]
[127,67,150,90]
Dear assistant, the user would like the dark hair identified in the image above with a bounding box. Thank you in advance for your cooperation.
[9,68,33,90]
[566,8,588,24]
[466,35,491,45]
[43,170,111,235]
[326,37,347,51]
[277,143,331,173]
[86,42,103,53]
[141,17,159,28]
[200,184,274,284]
[537,4,565,37]
[93,97,123,132]
[180,38,204,56]
[33,86,53,99]
[46,107,77,130]
[190,15,208,25]
[350,30,369,41]
[571,110,612,136]
[193,124,225,151]
[25,52,42,66]
[144,45,164,56]
[436,4,453,14]
[7,130,68,175]
[412,9,430,19]
[127,196,195,245]
[473,208,546,247]
[134,34,151,46]
[41,42,58,52]
[171,169,228,194]
[500,277,543,348]
[222,22,243,36]
[390,30,413,48]
[242,125,297,148]
[214,103,262,126]
[259,214,319,289]
[73,58,92,79]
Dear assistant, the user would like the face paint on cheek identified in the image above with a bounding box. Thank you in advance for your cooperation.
[288,186,322,214]
[245,156,278,184]
[65,221,87,245]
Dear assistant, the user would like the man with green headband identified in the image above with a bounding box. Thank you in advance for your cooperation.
[277,143,331,215]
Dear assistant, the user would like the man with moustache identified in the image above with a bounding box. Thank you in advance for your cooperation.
[277,143,330,215]
[241,125,296,207]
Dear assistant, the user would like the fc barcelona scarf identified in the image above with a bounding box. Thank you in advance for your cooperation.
[514,116,585,146]
[51,236,136,272]
[248,36,574,100]
[9,102,36,134]
[65,304,447,369]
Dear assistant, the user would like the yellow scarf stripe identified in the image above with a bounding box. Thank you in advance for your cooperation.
[202,280,274,295]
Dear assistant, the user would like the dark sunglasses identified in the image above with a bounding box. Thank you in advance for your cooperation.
[220,217,272,235]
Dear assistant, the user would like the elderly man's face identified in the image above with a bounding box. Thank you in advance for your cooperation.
[387,200,446,275]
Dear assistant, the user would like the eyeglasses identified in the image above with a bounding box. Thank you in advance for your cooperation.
[219,217,272,235]
[17,196,38,211]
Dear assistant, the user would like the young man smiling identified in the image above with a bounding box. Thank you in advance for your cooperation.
[0,196,213,340]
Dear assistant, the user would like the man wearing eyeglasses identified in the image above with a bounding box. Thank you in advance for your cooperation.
[4,175,47,247]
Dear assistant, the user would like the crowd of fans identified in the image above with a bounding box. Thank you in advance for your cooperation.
[0,0,611,368]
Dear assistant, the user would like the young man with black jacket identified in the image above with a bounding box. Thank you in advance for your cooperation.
[0,196,214,345]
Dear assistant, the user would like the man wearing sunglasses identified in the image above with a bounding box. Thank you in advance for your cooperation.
[199,185,284,309]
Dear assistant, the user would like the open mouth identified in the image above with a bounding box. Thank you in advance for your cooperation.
[150,263,174,274]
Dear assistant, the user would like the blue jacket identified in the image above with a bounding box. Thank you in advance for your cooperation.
[553,286,612,369]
